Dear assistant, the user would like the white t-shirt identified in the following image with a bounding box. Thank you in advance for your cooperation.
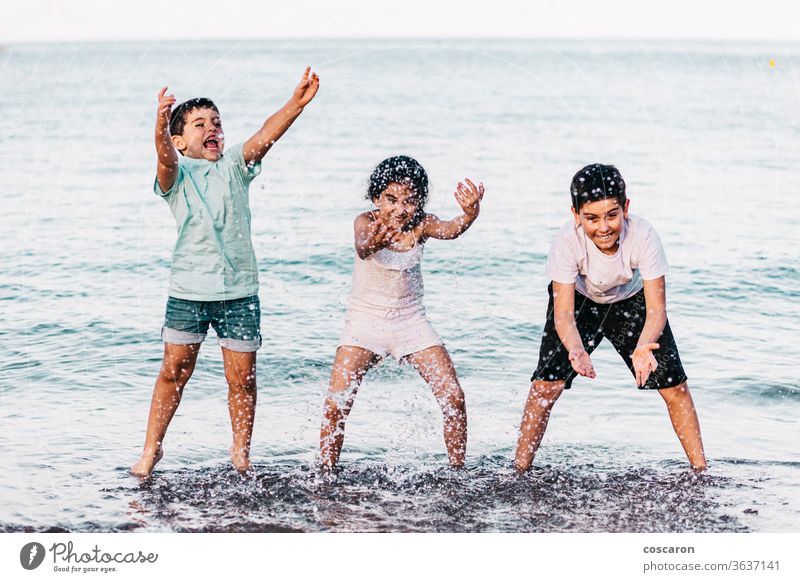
[545,215,669,304]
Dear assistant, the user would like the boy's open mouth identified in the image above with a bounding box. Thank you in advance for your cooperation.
[203,138,219,150]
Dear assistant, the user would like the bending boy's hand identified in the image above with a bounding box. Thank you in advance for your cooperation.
[568,348,596,379]
[156,87,176,129]
[292,67,320,107]
[632,343,659,387]
[454,179,484,218]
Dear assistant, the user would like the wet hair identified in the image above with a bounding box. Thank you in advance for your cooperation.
[169,98,220,137]
[570,163,626,212]
[367,155,429,229]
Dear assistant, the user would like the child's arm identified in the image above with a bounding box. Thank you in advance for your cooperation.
[422,179,485,240]
[243,67,320,165]
[354,213,401,260]
[632,276,668,386]
[552,281,596,378]
[155,87,179,193]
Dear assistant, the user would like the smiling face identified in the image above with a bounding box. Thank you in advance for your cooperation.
[171,107,225,161]
[373,182,421,231]
[573,197,630,255]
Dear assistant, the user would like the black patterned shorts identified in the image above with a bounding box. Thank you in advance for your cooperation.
[530,284,687,390]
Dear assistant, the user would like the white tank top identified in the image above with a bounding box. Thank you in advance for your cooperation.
[347,242,426,314]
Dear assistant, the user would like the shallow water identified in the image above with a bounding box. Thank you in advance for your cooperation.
[1,38,798,532]
[3,453,796,533]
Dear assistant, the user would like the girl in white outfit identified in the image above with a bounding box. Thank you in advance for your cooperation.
[320,155,484,469]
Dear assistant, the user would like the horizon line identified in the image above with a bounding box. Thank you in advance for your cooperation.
[3,34,799,47]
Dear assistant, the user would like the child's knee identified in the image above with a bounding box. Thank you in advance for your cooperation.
[225,368,257,391]
[159,364,194,386]
[331,363,366,389]
[658,381,692,407]
[450,386,466,408]
[530,380,564,406]
[658,381,689,398]
[323,389,351,417]
[439,385,466,418]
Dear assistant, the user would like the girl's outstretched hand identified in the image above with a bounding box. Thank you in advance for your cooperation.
[454,178,484,218]
[366,218,401,252]
[293,66,320,107]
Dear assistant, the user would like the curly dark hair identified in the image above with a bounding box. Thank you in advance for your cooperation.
[367,155,429,230]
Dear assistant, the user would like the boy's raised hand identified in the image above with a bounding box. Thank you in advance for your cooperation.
[454,179,484,218]
[292,67,320,107]
[568,348,596,379]
[156,87,176,130]
[632,343,659,387]
[154,86,179,190]
[243,68,318,165]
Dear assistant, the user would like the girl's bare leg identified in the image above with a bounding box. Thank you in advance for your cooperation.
[514,380,565,472]
[222,348,258,473]
[131,343,201,478]
[404,345,467,467]
[319,346,380,469]
[658,382,707,471]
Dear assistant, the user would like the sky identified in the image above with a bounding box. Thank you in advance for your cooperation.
[0,0,798,43]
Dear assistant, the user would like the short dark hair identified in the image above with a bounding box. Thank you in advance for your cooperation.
[169,98,220,137]
[367,155,429,229]
[570,164,626,211]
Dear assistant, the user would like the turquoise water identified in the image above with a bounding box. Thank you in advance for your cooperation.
[1,39,798,532]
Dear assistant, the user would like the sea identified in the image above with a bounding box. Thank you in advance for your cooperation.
[1,38,798,532]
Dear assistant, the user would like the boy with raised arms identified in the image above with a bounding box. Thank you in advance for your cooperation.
[131,68,319,478]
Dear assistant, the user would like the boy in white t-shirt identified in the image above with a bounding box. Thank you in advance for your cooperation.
[515,164,707,472]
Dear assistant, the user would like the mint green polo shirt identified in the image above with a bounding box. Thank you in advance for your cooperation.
[154,143,262,301]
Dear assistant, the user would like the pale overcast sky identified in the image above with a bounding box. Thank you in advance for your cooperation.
[0,0,797,43]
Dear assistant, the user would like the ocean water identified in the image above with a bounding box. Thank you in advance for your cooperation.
[0,38,798,533]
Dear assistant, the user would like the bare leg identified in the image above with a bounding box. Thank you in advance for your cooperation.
[319,346,380,469]
[514,380,565,472]
[658,381,707,471]
[404,345,468,467]
[222,348,258,473]
[131,343,201,478]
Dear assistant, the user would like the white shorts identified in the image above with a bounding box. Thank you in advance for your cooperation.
[337,307,443,360]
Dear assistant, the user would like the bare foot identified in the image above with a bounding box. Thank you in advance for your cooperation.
[130,446,163,478]
[230,446,252,474]
[317,459,336,473]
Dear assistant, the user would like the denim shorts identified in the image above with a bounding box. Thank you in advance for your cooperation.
[162,295,262,352]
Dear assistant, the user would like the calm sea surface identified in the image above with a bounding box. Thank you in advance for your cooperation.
[1,38,798,532]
